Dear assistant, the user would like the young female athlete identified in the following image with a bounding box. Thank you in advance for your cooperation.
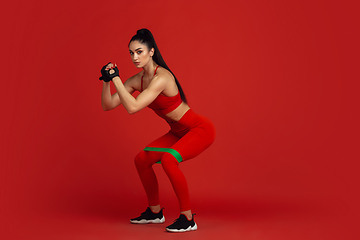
[99,28,215,232]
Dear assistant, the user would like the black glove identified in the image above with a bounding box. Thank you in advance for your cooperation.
[99,62,111,82]
[99,62,119,82]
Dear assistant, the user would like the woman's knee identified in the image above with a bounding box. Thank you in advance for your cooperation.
[134,151,148,168]
[160,152,179,170]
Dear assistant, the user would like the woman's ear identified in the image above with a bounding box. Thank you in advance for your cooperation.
[150,48,155,57]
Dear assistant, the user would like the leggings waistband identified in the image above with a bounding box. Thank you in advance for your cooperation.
[168,109,213,137]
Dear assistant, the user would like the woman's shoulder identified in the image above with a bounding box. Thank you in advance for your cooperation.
[130,70,144,80]
[124,71,143,90]
[152,67,178,95]
[126,71,143,83]
[154,66,174,81]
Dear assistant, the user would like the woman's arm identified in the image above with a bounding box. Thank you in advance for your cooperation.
[101,79,135,111]
[112,75,166,114]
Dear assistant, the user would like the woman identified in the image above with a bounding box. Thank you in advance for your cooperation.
[100,28,215,232]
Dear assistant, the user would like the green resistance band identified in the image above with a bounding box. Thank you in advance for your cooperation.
[143,147,183,164]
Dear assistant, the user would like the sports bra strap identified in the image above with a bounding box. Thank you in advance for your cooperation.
[154,65,159,74]
[141,66,160,91]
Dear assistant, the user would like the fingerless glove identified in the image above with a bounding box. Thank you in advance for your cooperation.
[99,62,119,82]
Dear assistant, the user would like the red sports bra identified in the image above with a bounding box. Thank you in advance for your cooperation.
[141,66,182,115]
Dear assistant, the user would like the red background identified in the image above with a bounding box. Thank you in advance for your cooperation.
[1,0,359,239]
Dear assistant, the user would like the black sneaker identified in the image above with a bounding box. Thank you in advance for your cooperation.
[130,207,165,224]
[166,214,197,232]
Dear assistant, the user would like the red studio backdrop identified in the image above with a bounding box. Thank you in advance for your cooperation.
[0,0,359,239]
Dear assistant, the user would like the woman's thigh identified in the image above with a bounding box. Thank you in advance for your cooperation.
[171,123,216,161]
[139,131,180,165]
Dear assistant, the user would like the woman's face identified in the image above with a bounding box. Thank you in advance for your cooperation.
[129,40,154,68]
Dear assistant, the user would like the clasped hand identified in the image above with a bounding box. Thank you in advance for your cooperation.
[99,62,120,82]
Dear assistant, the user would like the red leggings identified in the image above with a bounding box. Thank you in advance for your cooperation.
[134,109,215,212]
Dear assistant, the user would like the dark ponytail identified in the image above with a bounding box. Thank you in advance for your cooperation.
[129,28,187,103]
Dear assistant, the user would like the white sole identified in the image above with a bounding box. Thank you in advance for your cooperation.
[166,223,197,232]
[130,216,165,224]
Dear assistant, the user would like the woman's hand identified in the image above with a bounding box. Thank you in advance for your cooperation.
[99,62,120,82]
[105,62,120,80]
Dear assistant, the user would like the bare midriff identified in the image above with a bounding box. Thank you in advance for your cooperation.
[162,102,190,122]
